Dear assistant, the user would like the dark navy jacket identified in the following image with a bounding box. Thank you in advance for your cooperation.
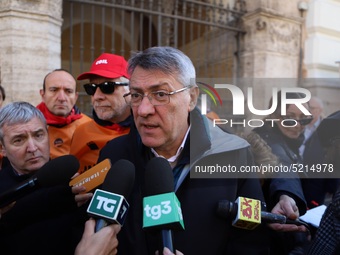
[0,164,82,255]
[98,108,270,255]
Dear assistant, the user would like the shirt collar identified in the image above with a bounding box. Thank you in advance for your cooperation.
[151,125,191,165]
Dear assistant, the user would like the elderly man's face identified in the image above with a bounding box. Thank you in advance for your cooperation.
[89,76,130,123]
[129,66,196,158]
[0,117,50,175]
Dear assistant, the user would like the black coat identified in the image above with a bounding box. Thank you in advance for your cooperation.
[253,124,307,214]
[98,108,270,255]
[307,189,340,254]
[303,130,340,208]
[0,164,82,255]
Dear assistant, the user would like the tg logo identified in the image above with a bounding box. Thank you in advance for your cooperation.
[95,195,117,213]
[87,189,127,226]
[143,193,185,229]
[144,200,172,220]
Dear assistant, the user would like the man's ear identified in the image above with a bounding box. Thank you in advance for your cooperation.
[189,87,199,111]
[0,142,6,157]
[39,89,44,97]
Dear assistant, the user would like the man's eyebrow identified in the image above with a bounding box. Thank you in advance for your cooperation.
[130,83,170,91]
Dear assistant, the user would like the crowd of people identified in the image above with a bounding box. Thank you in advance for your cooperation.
[0,46,339,255]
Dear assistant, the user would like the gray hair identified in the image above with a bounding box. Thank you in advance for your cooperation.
[120,76,130,92]
[0,101,47,142]
[127,46,196,87]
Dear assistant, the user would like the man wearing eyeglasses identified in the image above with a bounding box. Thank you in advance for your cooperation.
[37,69,92,159]
[97,46,271,254]
[70,53,132,173]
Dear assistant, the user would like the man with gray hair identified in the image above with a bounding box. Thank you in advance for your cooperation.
[0,101,121,255]
[98,46,270,254]
[0,101,81,254]
[70,53,132,173]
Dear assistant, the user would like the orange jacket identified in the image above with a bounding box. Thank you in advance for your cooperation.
[69,120,130,173]
[48,113,92,159]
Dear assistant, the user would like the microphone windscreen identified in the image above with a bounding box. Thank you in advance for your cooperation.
[144,157,174,196]
[35,155,80,187]
[102,159,135,198]
[217,200,237,219]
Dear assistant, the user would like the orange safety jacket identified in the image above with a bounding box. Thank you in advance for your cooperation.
[48,113,92,159]
[69,119,130,173]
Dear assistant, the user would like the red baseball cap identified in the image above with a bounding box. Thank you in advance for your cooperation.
[77,53,129,80]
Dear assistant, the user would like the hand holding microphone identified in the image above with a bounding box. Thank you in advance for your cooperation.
[270,194,308,232]
[75,218,121,255]
[87,159,135,232]
[217,196,310,231]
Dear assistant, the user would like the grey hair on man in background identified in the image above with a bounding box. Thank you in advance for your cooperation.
[0,101,47,143]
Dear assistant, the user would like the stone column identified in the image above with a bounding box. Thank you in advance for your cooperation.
[240,0,305,78]
[0,0,62,106]
[239,0,306,112]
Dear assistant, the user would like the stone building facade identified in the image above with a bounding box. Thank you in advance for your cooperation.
[0,0,339,117]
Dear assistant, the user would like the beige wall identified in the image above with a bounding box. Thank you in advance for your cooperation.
[0,0,62,106]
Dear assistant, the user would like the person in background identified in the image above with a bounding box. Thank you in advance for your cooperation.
[253,91,311,254]
[98,46,270,254]
[0,85,6,168]
[299,96,324,157]
[0,101,91,255]
[238,131,280,185]
[301,97,338,208]
[70,53,132,173]
[307,110,340,254]
[0,85,6,108]
[37,69,92,159]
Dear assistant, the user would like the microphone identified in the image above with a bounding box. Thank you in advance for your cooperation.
[69,158,112,193]
[143,157,185,253]
[0,155,79,208]
[87,159,135,232]
[217,197,309,229]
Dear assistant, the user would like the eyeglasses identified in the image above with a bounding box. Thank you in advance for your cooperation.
[281,117,313,127]
[83,81,129,95]
[123,86,191,106]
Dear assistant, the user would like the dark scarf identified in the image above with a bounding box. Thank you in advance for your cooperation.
[36,102,83,127]
[92,109,132,131]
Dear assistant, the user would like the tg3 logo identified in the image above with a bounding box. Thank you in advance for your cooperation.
[144,200,172,220]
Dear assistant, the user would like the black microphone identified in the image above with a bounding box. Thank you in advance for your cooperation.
[217,198,309,229]
[0,155,79,208]
[143,157,185,253]
[86,159,135,232]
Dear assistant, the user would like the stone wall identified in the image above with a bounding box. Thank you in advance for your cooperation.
[0,0,62,106]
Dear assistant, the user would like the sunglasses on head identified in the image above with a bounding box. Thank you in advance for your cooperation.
[83,81,129,95]
[282,117,313,127]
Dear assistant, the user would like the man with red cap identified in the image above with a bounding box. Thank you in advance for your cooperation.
[70,53,132,173]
